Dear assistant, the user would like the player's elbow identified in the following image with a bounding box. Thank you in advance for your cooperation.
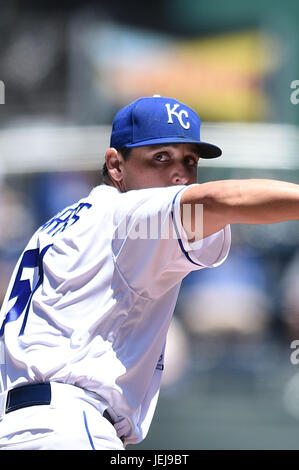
[180,181,239,238]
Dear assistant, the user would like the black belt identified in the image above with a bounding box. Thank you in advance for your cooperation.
[5,382,114,425]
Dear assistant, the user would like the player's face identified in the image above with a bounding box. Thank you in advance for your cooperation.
[118,143,200,191]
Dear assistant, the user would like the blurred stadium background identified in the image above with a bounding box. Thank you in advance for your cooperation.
[1,0,299,450]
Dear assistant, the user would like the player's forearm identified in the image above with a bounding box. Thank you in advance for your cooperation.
[212,178,299,224]
[181,179,299,239]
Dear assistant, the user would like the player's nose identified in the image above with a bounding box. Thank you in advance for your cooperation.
[171,168,190,186]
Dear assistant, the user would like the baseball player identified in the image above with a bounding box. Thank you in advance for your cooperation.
[0,95,298,450]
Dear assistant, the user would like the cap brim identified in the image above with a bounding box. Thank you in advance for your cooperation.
[125,137,221,159]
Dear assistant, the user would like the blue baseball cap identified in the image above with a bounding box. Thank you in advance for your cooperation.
[110,95,222,158]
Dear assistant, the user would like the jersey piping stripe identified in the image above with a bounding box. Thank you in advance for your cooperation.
[83,410,96,450]
[171,188,202,267]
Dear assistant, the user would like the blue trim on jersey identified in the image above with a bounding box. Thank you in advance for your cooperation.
[83,410,95,450]
[171,188,202,267]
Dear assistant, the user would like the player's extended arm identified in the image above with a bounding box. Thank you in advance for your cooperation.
[180,179,299,240]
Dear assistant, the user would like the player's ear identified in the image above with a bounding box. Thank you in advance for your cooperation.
[105,148,124,184]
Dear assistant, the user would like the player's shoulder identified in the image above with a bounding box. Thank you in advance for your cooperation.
[90,183,174,204]
[90,184,193,218]
[112,184,187,203]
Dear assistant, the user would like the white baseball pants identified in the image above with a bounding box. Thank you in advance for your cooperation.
[0,382,125,450]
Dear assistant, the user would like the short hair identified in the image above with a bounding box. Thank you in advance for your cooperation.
[102,147,131,185]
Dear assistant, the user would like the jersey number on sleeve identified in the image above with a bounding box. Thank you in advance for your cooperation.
[0,244,52,337]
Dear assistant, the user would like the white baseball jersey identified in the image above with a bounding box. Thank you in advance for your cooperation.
[0,183,231,445]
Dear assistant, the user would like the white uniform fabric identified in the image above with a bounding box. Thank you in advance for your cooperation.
[0,184,231,448]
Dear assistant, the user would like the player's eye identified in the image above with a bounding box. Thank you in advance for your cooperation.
[185,156,197,167]
[154,153,169,162]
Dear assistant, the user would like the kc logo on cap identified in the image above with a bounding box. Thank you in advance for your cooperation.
[165,103,190,130]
